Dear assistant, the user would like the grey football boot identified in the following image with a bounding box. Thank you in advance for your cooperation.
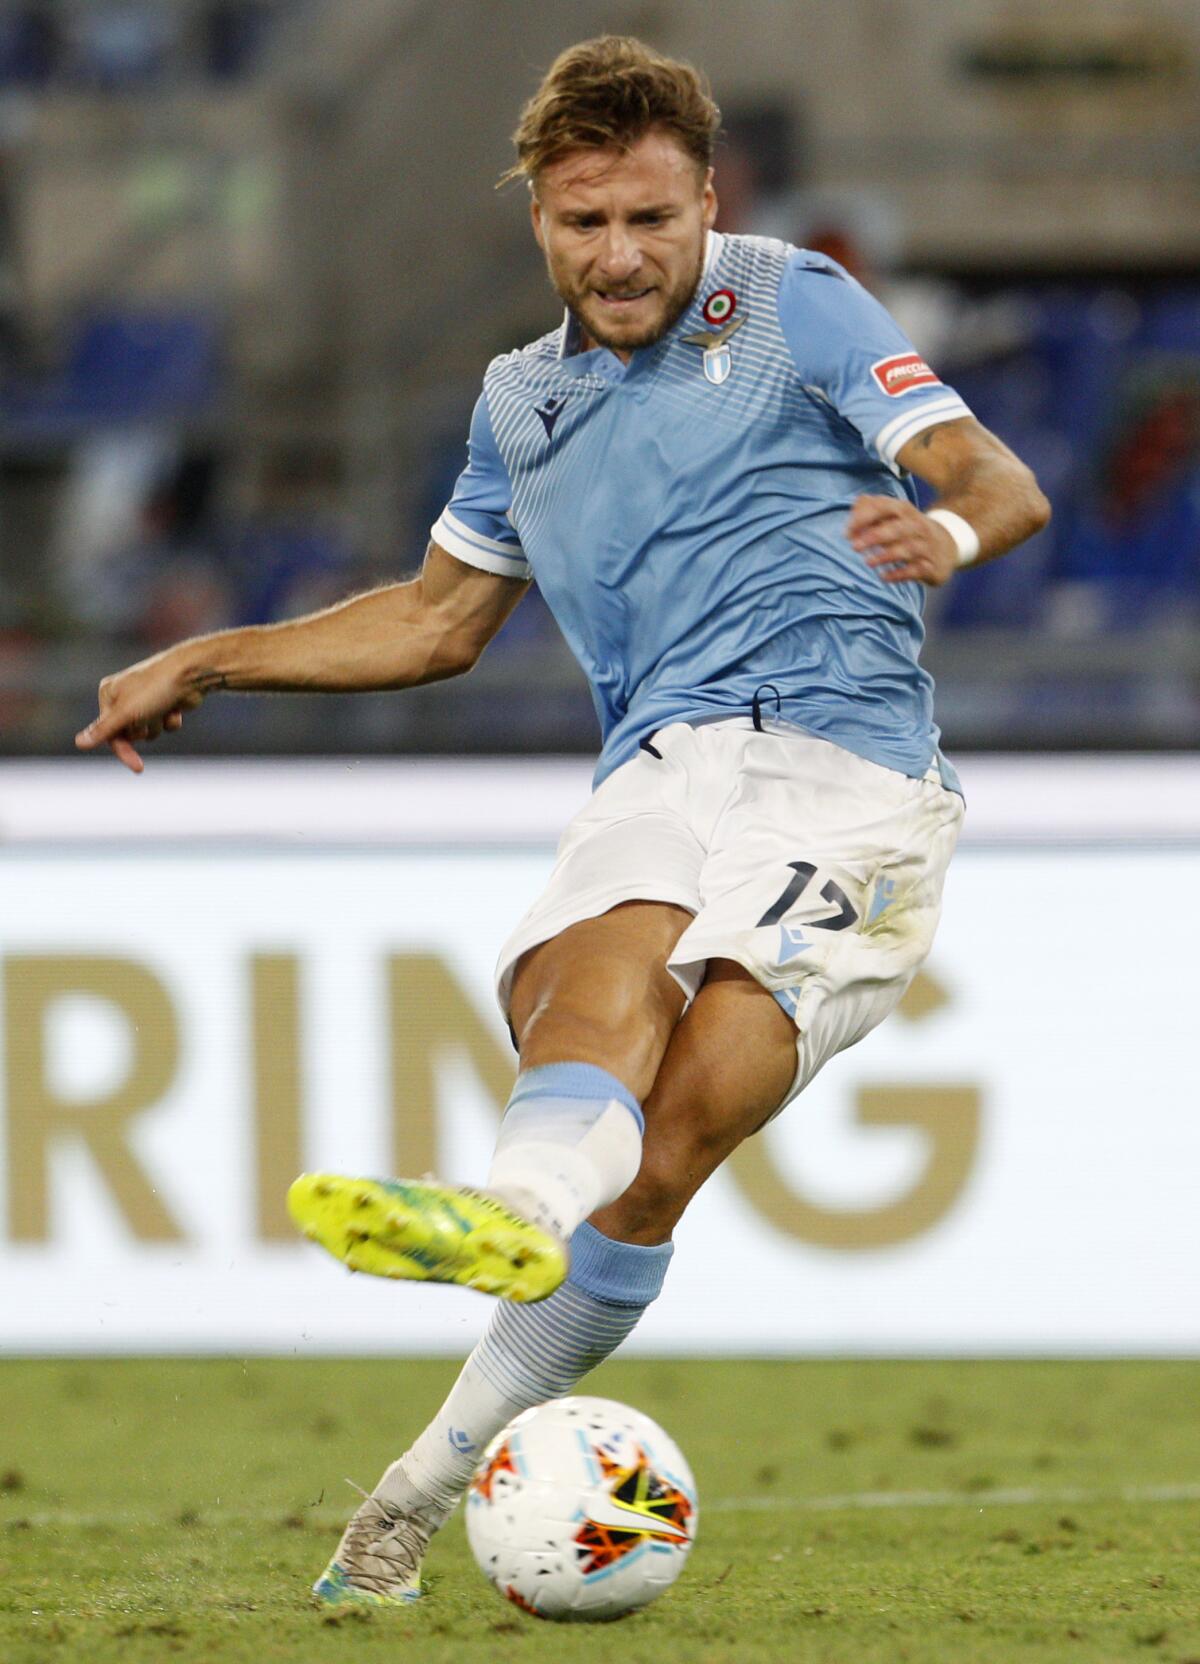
[313,1490,434,1607]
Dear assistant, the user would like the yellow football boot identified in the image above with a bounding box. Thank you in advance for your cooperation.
[286,1173,567,1303]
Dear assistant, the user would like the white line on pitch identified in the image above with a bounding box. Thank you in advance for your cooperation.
[6,1483,1200,1531]
[707,1481,1200,1514]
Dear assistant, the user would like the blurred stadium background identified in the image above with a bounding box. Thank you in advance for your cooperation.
[0,0,1198,1361]
[0,0,1198,756]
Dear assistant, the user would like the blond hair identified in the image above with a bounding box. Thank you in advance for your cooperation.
[504,36,720,186]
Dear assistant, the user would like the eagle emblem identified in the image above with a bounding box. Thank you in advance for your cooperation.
[681,313,745,385]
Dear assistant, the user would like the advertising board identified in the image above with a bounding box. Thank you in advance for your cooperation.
[1,757,1197,1353]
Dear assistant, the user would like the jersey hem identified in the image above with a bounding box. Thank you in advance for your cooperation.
[597,711,961,797]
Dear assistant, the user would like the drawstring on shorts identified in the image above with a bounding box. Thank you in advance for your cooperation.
[751,683,783,732]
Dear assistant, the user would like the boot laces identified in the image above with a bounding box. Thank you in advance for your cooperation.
[340,1482,428,1586]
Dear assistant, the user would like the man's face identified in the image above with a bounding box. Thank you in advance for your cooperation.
[531,128,717,359]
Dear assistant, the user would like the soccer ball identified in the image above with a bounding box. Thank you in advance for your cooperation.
[465,1395,698,1621]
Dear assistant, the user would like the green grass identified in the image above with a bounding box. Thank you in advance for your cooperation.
[1,1359,1199,1663]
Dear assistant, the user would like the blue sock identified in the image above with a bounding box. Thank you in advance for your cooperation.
[473,1220,673,1399]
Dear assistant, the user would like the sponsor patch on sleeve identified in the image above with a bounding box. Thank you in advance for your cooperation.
[870,352,942,397]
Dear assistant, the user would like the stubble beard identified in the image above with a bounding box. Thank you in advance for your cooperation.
[554,240,706,354]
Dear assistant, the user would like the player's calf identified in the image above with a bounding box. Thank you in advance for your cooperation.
[594,960,798,1243]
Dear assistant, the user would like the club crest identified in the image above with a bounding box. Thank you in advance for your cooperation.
[682,312,745,386]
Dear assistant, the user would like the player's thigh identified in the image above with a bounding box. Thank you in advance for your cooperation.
[494,736,705,1021]
[509,900,694,1101]
[497,737,705,1096]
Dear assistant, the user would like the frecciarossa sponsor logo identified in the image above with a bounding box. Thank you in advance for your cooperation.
[870,352,942,396]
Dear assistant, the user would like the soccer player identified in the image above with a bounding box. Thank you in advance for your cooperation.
[77,37,1049,1606]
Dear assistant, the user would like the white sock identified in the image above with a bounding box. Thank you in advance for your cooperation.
[484,1063,643,1242]
[373,1353,523,1527]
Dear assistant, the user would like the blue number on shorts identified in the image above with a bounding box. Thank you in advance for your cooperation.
[757,861,858,931]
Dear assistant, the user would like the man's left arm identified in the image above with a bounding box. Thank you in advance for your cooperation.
[847,416,1051,587]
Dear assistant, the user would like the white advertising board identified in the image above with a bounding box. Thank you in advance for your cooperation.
[0,757,1198,1354]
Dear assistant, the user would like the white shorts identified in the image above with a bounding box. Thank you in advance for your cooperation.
[496,720,963,1110]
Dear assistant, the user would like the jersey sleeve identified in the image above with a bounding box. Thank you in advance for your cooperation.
[431,392,532,580]
[777,251,972,472]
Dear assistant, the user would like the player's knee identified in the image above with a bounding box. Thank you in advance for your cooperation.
[517,1003,669,1099]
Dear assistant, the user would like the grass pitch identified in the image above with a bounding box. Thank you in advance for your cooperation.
[1,1357,1198,1663]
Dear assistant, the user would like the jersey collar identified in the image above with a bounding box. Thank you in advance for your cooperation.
[700,227,724,286]
[556,229,726,361]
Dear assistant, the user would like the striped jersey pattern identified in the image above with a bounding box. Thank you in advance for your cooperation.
[433,232,971,790]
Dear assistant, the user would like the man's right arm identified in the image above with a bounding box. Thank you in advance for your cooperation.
[75,542,528,772]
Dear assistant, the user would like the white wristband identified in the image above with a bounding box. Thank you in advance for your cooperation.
[926,508,981,568]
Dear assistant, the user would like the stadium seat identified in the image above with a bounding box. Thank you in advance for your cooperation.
[0,307,221,439]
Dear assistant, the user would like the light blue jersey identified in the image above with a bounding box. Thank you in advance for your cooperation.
[433,232,971,790]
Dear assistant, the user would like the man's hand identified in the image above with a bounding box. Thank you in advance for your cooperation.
[75,648,210,774]
[73,545,531,773]
[846,495,958,588]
